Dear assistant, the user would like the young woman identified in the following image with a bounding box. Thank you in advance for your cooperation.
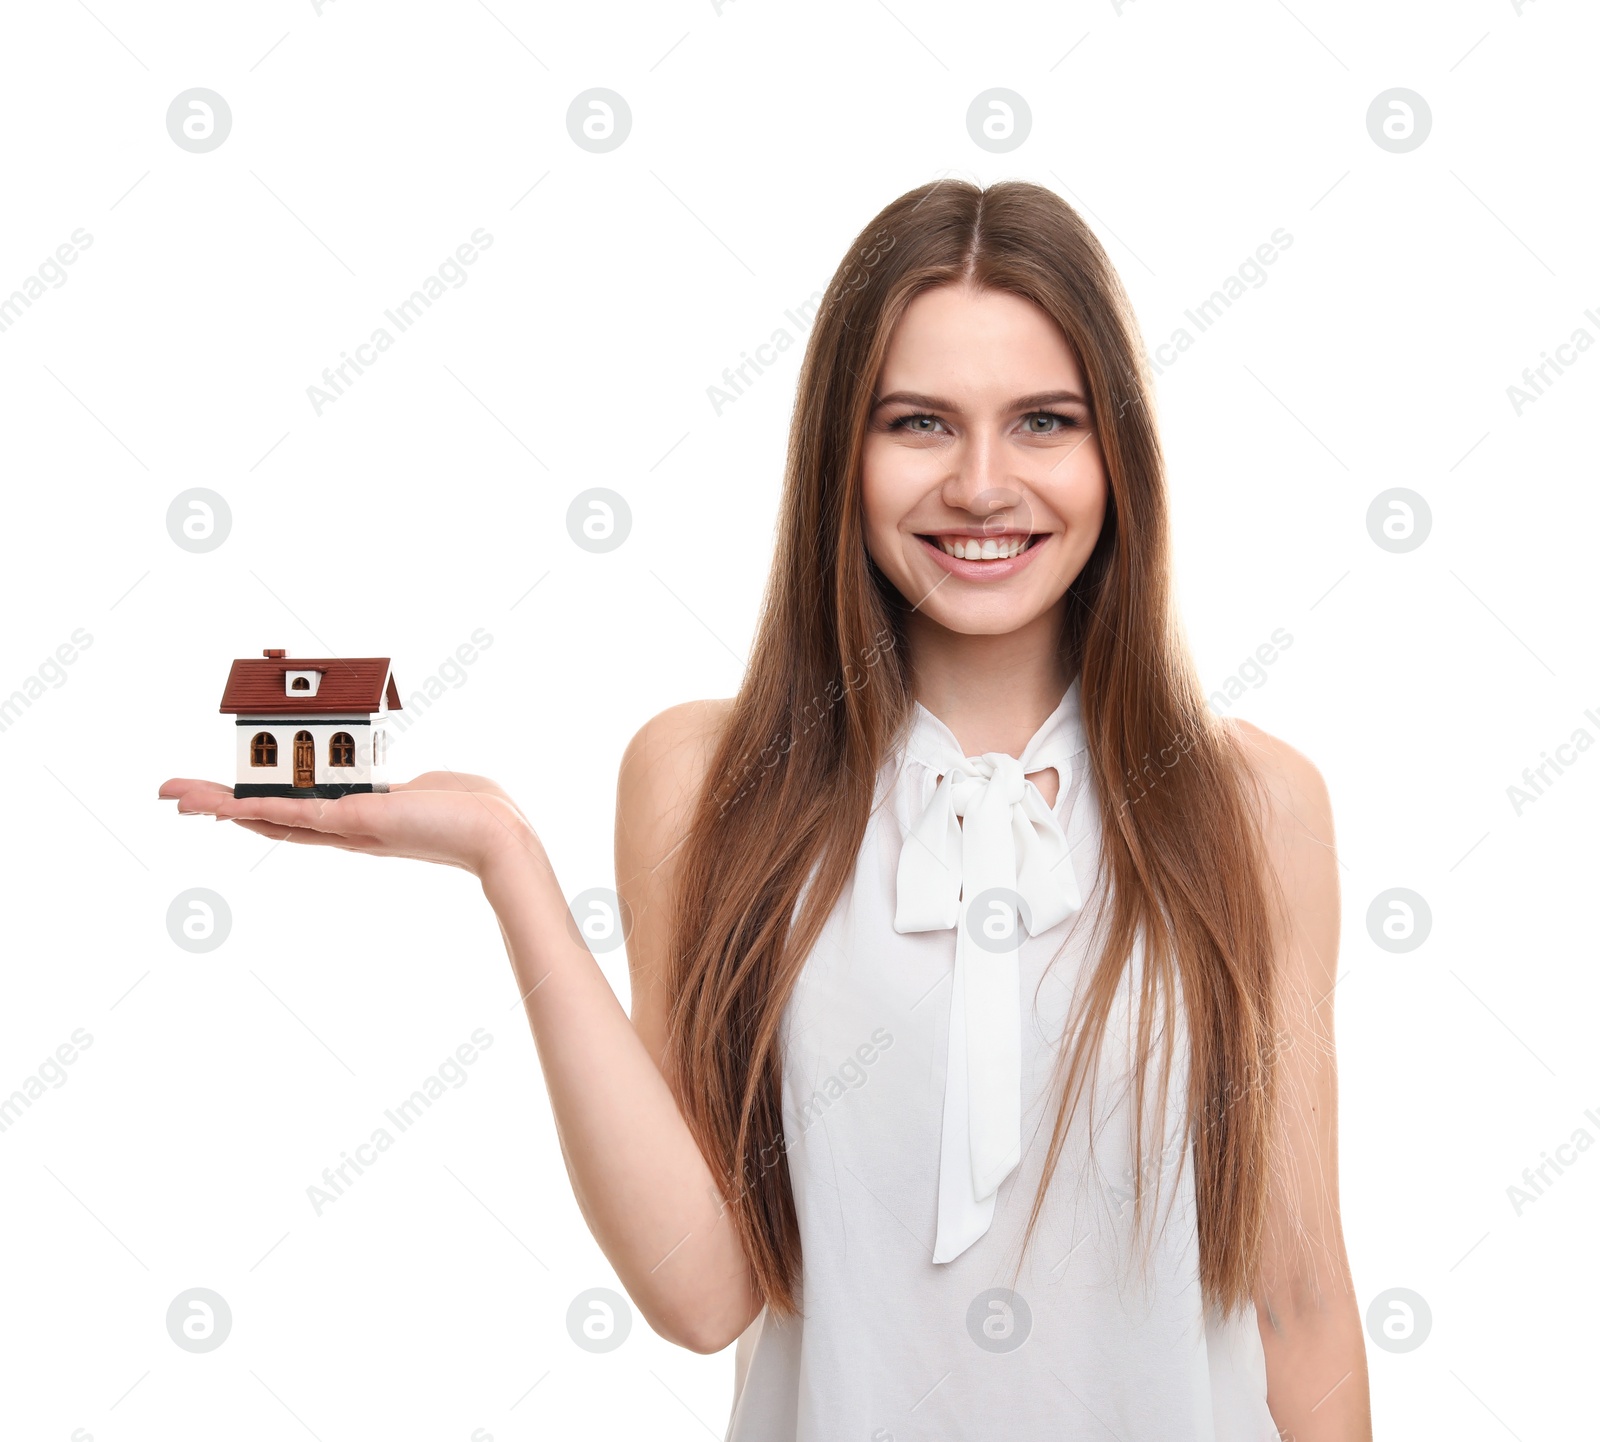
[161,180,1370,1440]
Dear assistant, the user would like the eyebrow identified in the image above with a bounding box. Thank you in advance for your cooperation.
[871,389,1088,412]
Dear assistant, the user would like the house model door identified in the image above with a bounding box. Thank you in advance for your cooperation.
[293,731,314,788]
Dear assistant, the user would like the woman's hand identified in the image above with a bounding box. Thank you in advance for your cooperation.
[157,771,545,878]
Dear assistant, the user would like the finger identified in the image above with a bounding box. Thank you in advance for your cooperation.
[160,778,234,802]
[228,817,382,849]
[174,789,242,815]
[173,788,241,816]
[204,793,375,833]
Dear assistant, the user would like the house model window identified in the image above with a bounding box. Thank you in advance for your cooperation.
[284,670,324,696]
[250,732,277,767]
[329,732,355,767]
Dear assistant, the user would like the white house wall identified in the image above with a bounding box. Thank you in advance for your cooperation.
[234,716,389,789]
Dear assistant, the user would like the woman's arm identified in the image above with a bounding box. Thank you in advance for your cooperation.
[483,697,762,1355]
[159,700,760,1355]
[1232,721,1373,1441]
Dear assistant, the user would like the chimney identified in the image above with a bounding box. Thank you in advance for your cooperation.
[263,648,287,659]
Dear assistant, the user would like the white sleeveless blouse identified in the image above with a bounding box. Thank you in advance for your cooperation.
[723,680,1278,1441]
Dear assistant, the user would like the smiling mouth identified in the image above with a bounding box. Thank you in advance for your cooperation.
[917,532,1044,561]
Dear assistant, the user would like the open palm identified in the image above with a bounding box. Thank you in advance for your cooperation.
[157,771,544,877]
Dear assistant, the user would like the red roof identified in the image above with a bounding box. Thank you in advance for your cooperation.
[219,652,402,714]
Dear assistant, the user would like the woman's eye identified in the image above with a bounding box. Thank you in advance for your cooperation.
[1023,410,1081,434]
[885,410,1083,436]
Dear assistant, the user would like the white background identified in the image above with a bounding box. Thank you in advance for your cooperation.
[1,1,1594,1438]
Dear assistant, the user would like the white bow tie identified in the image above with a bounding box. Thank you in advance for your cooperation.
[893,686,1084,1263]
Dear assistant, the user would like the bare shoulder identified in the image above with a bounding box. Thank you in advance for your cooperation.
[614,698,737,1070]
[617,698,737,838]
[1220,717,1340,993]
[1222,716,1335,853]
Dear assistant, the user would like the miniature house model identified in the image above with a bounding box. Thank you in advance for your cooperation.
[220,649,402,798]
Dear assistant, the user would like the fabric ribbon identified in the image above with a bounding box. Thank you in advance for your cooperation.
[893,704,1084,1263]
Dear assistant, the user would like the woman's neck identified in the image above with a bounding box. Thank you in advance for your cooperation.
[904,606,1072,758]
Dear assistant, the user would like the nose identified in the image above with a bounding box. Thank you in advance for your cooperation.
[940,429,1026,529]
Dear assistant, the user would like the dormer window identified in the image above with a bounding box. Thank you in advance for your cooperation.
[284,670,324,696]
[291,676,309,690]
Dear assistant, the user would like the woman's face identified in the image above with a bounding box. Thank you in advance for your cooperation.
[861,282,1109,636]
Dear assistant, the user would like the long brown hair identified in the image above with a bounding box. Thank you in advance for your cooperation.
[662,178,1283,1322]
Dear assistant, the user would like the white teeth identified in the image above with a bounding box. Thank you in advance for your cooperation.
[936,535,1033,560]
